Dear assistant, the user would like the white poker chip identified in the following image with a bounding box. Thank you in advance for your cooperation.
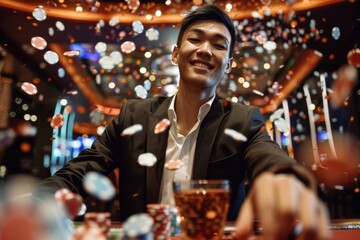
[44,50,59,64]
[269,108,284,122]
[134,85,147,99]
[123,213,153,237]
[121,124,143,136]
[32,7,46,21]
[137,152,157,167]
[224,128,248,142]
[83,172,115,201]
[274,117,290,136]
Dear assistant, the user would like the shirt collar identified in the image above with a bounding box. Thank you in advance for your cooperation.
[168,93,215,124]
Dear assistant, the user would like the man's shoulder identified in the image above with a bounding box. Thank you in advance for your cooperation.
[221,98,258,113]
[124,95,170,112]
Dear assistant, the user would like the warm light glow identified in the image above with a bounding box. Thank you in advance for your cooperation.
[140,67,147,74]
[264,63,271,69]
[144,51,152,58]
[108,82,116,89]
[225,3,233,12]
[145,14,153,21]
[75,5,83,12]
[155,10,162,17]
[60,98,68,106]
[238,77,245,84]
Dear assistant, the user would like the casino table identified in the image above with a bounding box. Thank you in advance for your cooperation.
[105,219,360,240]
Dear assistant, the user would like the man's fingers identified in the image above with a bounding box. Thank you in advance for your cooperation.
[252,173,277,240]
[233,196,255,239]
[317,203,332,240]
[273,175,300,240]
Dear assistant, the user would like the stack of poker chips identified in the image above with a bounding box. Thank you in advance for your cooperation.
[170,206,181,236]
[84,212,112,236]
[123,213,154,240]
[146,204,172,240]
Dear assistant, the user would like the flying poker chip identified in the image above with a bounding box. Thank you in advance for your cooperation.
[50,113,65,129]
[44,50,59,64]
[274,117,290,136]
[331,26,340,40]
[95,41,107,53]
[165,159,183,170]
[132,20,144,34]
[121,41,136,54]
[121,124,143,136]
[31,36,47,50]
[137,152,157,167]
[252,89,264,96]
[83,171,116,201]
[109,16,120,26]
[63,50,80,57]
[154,118,170,134]
[134,85,148,99]
[269,108,284,122]
[145,28,159,41]
[224,128,248,142]
[127,0,140,11]
[110,51,123,65]
[89,109,104,124]
[32,7,47,21]
[21,82,38,95]
[347,48,360,67]
[55,21,65,31]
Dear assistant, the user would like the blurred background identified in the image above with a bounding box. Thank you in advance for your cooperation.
[0,0,359,220]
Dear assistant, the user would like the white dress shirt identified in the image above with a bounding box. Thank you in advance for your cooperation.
[159,94,215,205]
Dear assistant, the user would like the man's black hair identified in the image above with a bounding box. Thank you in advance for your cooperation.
[176,5,236,57]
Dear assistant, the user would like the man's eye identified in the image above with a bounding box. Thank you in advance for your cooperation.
[214,44,227,50]
[188,38,199,43]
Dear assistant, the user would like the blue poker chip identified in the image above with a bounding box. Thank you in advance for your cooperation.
[123,213,154,239]
[83,171,115,201]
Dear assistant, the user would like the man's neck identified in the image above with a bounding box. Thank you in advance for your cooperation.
[174,86,214,136]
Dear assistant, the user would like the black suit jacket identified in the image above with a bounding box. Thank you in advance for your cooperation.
[37,96,311,220]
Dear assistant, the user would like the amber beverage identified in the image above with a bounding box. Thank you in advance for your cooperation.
[173,180,230,240]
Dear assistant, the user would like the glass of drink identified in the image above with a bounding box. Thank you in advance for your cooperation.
[173,179,230,240]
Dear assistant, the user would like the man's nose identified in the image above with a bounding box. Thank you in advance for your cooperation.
[197,42,212,57]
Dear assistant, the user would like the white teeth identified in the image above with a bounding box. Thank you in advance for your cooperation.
[193,62,210,69]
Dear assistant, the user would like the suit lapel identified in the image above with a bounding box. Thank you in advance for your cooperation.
[145,97,172,203]
[192,98,225,179]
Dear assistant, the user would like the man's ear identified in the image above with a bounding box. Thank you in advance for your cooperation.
[225,57,233,74]
[171,45,179,65]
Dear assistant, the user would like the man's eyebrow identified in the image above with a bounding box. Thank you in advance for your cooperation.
[188,28,230,44]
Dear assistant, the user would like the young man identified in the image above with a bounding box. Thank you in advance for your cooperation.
[37,5,331,240]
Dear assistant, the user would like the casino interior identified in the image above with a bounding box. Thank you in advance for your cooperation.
[0,0,359,239]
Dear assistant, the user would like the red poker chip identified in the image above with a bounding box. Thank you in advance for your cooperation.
[84,212,111,235]
[50,114,65,129]
[154,118,170,134]
[164,159,183,170]
[63,193,83,219]
[31,36,47,50]
[54,188,83,219]
[54,188,71,201]
[21,82,38,95]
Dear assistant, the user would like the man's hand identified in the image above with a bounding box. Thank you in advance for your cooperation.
[233,173,332,240]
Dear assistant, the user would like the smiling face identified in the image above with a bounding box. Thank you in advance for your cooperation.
[172,20,233,94]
